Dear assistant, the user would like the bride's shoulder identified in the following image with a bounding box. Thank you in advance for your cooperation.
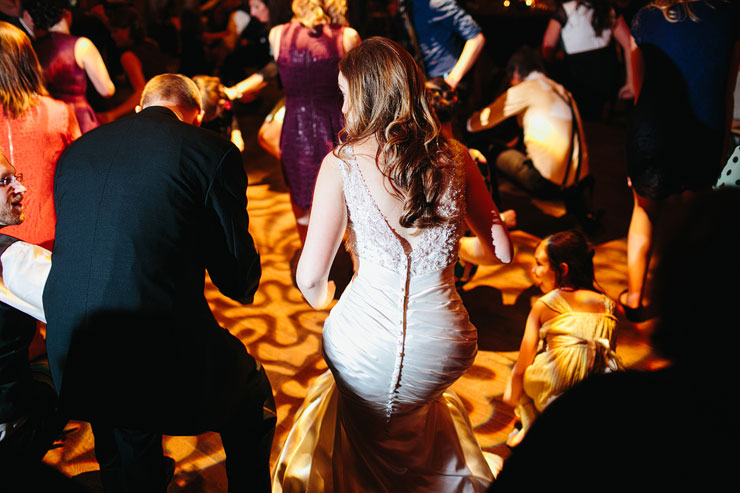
[322,146,352,169]
[445,138,465,161]
[442,139,471,183]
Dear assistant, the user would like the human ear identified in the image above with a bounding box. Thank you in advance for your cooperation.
[559,263,569,279]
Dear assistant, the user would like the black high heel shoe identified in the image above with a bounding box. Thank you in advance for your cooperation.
[618,289,656,323]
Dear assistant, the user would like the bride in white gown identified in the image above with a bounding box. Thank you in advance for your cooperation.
[273,37,513,492]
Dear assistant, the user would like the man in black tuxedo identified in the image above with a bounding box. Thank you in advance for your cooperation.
[43,74,275,492]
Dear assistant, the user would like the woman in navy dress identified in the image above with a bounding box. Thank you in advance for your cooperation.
[620,0,740,320]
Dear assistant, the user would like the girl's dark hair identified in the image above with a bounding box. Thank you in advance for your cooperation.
[576,0,613,37]
[544,230,597,291]
[338,37,453,229]
[425,77,458,125]
[23,0,70,31]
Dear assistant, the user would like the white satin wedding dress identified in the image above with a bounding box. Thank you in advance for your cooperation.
[273,148,495,492]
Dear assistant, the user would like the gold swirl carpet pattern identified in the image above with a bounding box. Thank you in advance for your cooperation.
[42,105,660,491]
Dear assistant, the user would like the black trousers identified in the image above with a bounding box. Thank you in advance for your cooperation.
[0,382,62,459]
[91,366,276,493]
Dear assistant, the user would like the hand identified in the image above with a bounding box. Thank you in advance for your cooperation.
[468,148,487,164]
[444,74,460,91]
[223,85,240,101]
[618,83,635,100]
[231,129,245,152]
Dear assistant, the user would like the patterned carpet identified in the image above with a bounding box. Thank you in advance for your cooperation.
[41,96,661,492]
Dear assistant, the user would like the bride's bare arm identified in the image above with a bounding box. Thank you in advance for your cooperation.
[459,151,513,264]
[296,153,348,309]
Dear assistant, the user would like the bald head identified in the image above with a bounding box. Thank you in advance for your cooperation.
[138,74,204,125]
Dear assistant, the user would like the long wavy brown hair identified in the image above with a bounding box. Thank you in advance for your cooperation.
[0,21,48,119]
[292,0,348,27]
[337,37,454,229]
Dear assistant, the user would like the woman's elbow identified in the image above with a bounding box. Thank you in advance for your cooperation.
[472,32,485,48]
[295,271,317,296]
[101,83,115,98]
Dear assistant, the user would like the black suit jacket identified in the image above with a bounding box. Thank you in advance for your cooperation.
[43,107,262,433]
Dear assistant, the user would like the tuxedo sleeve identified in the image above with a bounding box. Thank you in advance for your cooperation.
[204,145,261,304]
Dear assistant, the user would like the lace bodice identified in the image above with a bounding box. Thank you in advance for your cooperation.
[338,148,466,276]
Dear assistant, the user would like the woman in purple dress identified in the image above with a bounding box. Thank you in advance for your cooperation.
[269,0,360,243]
[25,0,114,134]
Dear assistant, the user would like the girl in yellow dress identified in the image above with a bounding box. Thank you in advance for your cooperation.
[504,230,622,447]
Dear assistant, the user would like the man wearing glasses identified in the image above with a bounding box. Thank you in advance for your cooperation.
[0,150,62,475]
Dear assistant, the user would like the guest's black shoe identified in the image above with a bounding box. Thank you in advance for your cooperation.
[618,289,657,323]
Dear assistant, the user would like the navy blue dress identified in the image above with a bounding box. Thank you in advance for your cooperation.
[626,1,739,199]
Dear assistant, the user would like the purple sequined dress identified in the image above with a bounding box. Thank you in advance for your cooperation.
[34,32,100,134]
[277,22,345,210]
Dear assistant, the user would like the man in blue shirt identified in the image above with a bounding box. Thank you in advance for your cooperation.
[411,0,485,89]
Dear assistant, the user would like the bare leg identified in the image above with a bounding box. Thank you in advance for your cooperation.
[623,189,659,309]
[291,202,309,245]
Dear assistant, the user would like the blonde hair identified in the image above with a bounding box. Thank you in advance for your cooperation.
[292,0,347,27]
[337,37,453,229]
[140,74,202,114]
[649,0,721,22]
[192,75,226,122]
[0,21,49,119]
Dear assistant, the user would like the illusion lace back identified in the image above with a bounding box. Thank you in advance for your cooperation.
[272,148,496,492]
[339,147,465,276]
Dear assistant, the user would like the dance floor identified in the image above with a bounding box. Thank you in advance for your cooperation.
[41,94,664,491]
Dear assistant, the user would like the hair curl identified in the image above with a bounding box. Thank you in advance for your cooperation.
[337,37,454,229]
[0,21,48,119]
[292,0,347,27]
